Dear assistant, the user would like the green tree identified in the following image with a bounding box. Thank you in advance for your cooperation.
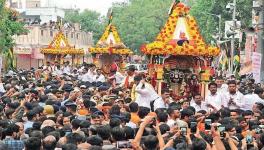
[0,0,26,70]
[65,9,106,44]
[189,0,252,44]
[112,0,172,53]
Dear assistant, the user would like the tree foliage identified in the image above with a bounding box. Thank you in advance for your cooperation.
[0,0,26,70]
[190,0,252,44]
[0,0,25,53]
[112,0,172,53]
[65,9,106,44]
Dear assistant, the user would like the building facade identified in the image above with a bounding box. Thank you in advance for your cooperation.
[13,24,93,69]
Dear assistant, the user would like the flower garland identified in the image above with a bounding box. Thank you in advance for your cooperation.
[41,32,84,55]
[141,2,220,57]
[97,24,122,45]
[89,47,133,55]
[41,48,84,55]
[91,24,133,55]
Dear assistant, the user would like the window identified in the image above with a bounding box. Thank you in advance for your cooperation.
[50,31,53,37]
[76,33,79,39]
[71,33,74,38]
[41,30,44,36]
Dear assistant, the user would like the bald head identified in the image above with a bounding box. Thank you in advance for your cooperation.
[43,135,57,150]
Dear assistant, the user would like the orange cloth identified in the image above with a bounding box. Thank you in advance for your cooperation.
[197,122,205,132]
[131,113,141,125]
[78,109,89,116]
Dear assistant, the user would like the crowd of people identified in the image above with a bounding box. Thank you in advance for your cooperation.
[0,61,264,150]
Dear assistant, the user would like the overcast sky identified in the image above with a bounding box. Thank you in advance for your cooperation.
[54,0,127,16]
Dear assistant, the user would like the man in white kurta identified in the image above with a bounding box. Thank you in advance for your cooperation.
[135,80,161,109]
[205,82,224,111]
[222,80,245,110]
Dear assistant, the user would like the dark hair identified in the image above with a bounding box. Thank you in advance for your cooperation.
[159,124,170,135]
[255,87,264,95]
[167,106,180,116]
[157,111,168,123]
[97,125,111,140]
[4,123,19,136]
[191,138,207,150]
[138,107,150,119]
[260,133,264,145]
[111,127,125,141]
[109,118,121,128]
[161,88,170,94]
[29,130,43,139]
[124,126,135,140]
[129,102,139,113]
[79,120,91,129]
[25,137,41,150]
[32,122,42,130]
[26,110,37,121]
[242,110,253,117]
[227,80,236,85]
[219,108,230,118]
[207,113,220,123]
[143,135,158,150]
[88,146,103,150]
[61,143,77,150]
[41,126,55,137]
[87,135,103,146]
[66,132,83,145]
[208,82,217,88]
[180,109,193,120]
[71,119,81,130]
[109,105,121,116]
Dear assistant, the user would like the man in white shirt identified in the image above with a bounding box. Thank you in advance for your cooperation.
[205,82,223,111]
[93,69,106,83]
[62,61,71,75]
[253,87,264,104]
[120,65,137,89]
[167,107,181,128]
[153,89,170,111]
[190,94,208,112]
[135,75,161,109]
[80,68,93,82]
[222,80,245,110]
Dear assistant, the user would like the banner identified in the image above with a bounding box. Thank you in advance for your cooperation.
[14,46,32,54]
[252,52,262,83]
[245,35,253,62]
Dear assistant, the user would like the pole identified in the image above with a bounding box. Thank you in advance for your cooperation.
[218,15,221,41]
[230,0,236,74]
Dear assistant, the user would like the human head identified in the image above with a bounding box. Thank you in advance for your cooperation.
[4,123,20,138]
[242,110,253,122]
[180,109,193,123]
[225,124,236,137]
[228,80,237,94]
[87,135,103,146]
[97,125,111,140]
[157,111,168,123]
[161,89,170,101]
[208,82,217,95]
[25,137,41,150]
[230,110,239,120]
[143,135,158,150]
[193,94,202,105]
[129,102,139,113]
[111,127,125,142]
[167,106,180,120]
